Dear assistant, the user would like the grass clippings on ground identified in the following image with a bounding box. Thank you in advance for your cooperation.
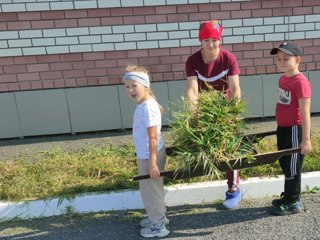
[170,87,256,180]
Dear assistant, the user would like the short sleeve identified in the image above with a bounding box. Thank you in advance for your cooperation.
[295,77,312,99]
[144,101,161,128]
[227,51,240,76]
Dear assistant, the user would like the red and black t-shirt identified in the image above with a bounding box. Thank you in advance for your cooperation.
[185,48,240,95]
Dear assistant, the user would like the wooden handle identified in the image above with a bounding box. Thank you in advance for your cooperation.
[133,147,301,181]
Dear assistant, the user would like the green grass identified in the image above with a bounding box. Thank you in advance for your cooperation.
[0,144,138,201]
[0,130,320,202]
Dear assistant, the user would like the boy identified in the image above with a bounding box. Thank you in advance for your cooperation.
[269,41,312,215]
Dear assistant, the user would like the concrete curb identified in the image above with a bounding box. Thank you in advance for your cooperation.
[0,171,319,222]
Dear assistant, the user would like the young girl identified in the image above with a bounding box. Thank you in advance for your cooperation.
[123,65,170,238]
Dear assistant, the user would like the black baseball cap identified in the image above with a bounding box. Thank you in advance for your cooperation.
[270,42,303,56]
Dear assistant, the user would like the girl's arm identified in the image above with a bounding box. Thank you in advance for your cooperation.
[298,97,312,155]
[147,125,160,179]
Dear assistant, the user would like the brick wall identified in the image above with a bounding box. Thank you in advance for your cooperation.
[0,0,319,93]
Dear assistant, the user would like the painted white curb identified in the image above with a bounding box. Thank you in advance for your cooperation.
[0,171,319,222]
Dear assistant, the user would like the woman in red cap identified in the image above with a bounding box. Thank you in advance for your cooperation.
[186,20,242,209]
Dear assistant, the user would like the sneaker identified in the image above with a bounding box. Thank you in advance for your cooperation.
[140,222,170,238]
[271,192,285,207]
[222,187,241,210]
[139,217,170,228]
[272,192,302,208]
[269,200,302,216]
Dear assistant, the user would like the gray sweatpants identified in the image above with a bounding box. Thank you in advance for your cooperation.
[138,146,167,225]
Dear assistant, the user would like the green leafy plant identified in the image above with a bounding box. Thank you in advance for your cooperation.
[304,185,320,194]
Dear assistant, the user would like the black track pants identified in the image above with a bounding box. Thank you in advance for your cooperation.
[277,125,304,202]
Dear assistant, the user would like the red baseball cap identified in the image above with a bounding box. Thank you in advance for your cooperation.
[199,20,223,41]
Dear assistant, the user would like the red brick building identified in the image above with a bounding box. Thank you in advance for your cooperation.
[0,0,319,139]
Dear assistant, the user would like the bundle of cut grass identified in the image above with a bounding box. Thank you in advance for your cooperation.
[170,86,256,179]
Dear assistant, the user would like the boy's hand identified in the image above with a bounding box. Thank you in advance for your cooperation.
[300,139,312,155]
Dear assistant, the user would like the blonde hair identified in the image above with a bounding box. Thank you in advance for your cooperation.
[126,65,148,74]
[125,65,164,114]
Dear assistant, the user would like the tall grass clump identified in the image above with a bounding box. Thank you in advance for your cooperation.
[170,86,256,180]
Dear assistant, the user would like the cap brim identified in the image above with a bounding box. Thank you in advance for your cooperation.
[270,47,295,56]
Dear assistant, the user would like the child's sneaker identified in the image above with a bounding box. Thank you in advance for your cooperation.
[269,200,302,216]
[222,187,241,209]
[272,192,302,208]
[271,192,285,207]
[140,221,170,238]
[139,217,170,228]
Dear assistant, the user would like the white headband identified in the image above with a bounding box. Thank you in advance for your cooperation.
[123,72,150,88]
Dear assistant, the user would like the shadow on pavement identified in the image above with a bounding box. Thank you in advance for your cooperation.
[0,203,272,240]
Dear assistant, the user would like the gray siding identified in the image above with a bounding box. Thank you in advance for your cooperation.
[0,71,319,139]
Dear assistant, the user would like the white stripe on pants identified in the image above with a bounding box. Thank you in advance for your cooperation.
[138,146,166,225]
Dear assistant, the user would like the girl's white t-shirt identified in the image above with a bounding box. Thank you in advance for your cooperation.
[133,98,163,160]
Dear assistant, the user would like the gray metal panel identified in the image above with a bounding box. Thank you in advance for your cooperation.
[151,82,170,126]
[240,75,263,118]
[0,93,22,139]
[66,86,122,133]
[118,84,136,129]
[309,70,320,113]
[15,89,71,136]
[167,80,187,121]
[262,74,279,117]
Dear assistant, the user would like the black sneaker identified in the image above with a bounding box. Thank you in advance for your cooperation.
[269,200,302,216]
[271,192,285,207]
[272,192,302,208]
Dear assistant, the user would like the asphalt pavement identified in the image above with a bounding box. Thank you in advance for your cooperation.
[0,192,319,239]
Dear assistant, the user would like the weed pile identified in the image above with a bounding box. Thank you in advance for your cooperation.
[170,88,256,179]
